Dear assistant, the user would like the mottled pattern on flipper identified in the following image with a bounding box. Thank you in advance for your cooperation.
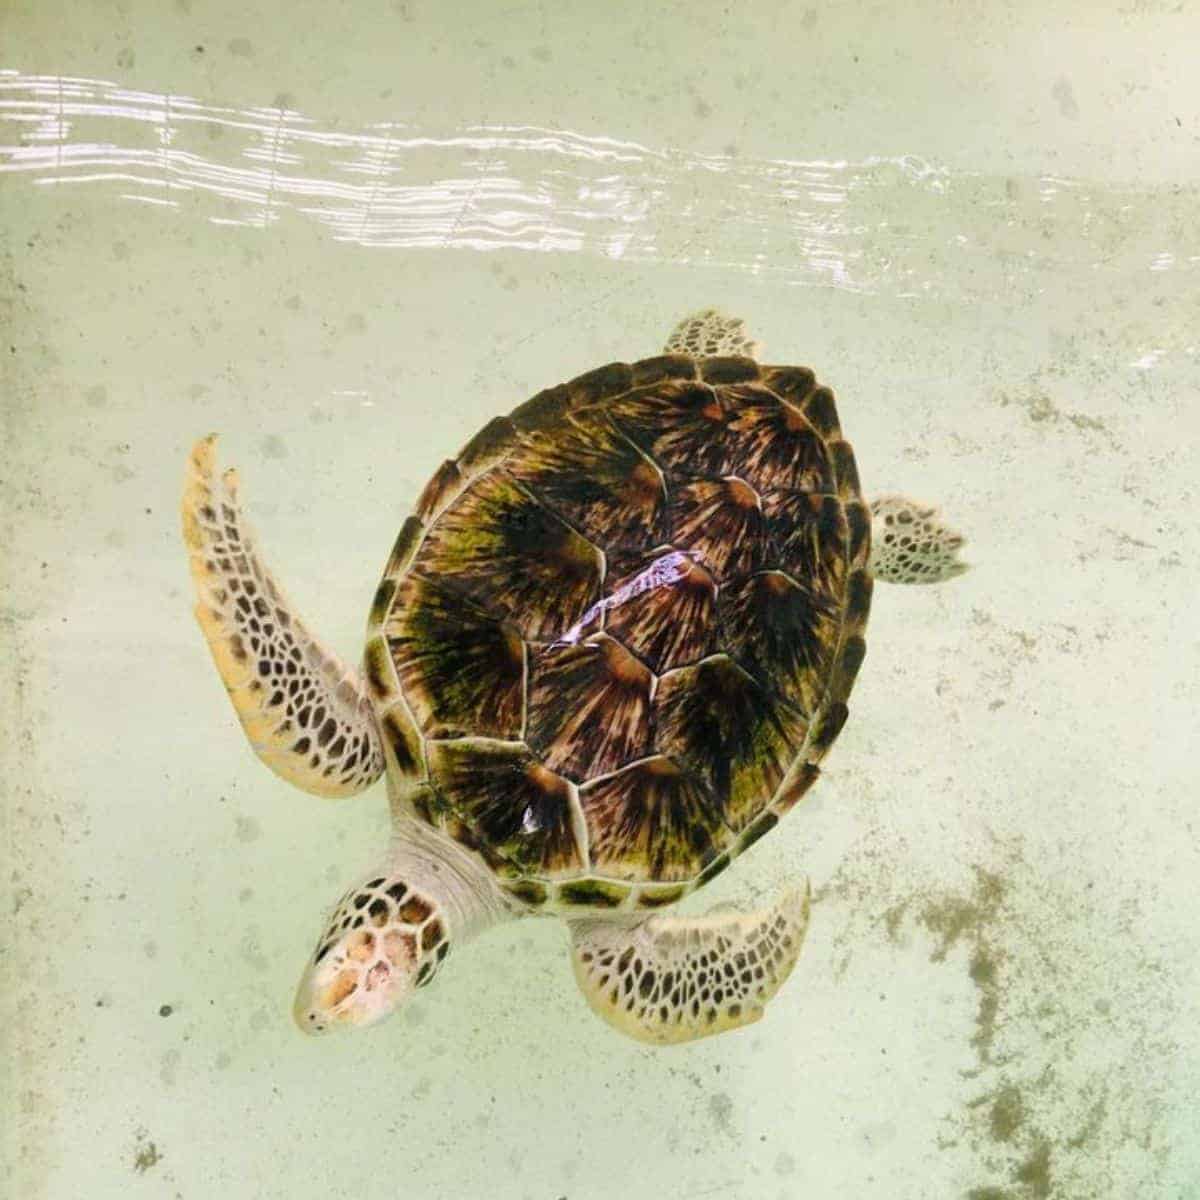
[504,411,666,551]
[654,655,808,831]
[526,635,652,781]
[569,886,810,1045]
[182,437,384,798]
[580,757,731,882]
[409,470,603,641]
[869,494,969,583]
[663,309,764,360]
[385,573,525,739]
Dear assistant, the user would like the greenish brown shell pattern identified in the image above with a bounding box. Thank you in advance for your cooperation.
[366,353,871,912]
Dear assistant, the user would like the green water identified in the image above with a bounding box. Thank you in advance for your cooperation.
[2,3,1198,1197]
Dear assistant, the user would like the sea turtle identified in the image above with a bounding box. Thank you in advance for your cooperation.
[181,310,967,1045]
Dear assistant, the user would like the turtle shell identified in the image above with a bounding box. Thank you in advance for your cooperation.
[363,354,872,912]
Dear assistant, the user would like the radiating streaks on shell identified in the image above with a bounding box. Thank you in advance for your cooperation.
[527,635,653,780]
[654,655,808,832]
[580,756,731,882]
[427,739,584,877]
[551,549,699,648]
[603,548,719,673]
[721,385,835,495]
[384,572,525,739]
[504,411,667,552]
[5,71,1193,295]
[718,570,838,718]
[667,478,769,579]
[408,470,603,642]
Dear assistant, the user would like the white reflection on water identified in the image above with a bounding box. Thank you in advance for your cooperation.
[1,69,1197,303]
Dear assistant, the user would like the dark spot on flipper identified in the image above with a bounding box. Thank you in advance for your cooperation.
[398,895,433,924]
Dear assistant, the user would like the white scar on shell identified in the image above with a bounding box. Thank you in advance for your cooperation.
[552,549,703,647]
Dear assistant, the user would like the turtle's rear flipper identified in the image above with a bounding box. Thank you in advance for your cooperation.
[182,436,384,798]
[663,309,764,361]
[869,494,969,584]
[568,886,810,1044]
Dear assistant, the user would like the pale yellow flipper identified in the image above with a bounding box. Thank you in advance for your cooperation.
[663,309,764,360]
[182,436,384,798]
[569,885,811,1045]
[868,494,970,584]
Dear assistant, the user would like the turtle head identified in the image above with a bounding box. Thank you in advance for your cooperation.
[293,870,449,1035]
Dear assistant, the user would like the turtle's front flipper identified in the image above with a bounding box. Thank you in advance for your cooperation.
[664,309,764,360]
[568,886,810,1045]
[182,436,384,798]
[869,494,969,584]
